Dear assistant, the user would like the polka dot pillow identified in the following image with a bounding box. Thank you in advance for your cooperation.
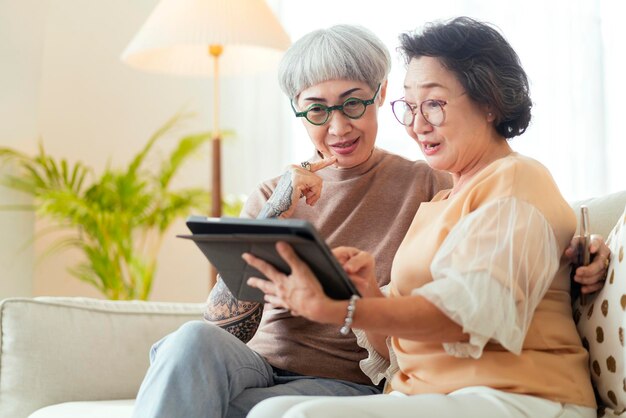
[574,205,626,417]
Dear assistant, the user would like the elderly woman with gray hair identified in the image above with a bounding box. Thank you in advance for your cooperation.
[132,24,451,418]
[132,22,607,418]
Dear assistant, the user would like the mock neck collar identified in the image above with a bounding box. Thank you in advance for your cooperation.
[309,148,384,181]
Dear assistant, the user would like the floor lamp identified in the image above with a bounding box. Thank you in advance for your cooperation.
[121,0,290,287]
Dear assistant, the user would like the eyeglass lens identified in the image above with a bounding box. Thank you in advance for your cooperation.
[392,100,444,127]
[305,98,367,125]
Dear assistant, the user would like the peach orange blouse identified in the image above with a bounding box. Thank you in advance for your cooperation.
[363,153,595,407]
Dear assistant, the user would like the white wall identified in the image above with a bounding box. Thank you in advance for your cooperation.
[0,177,35,298]
[0,0,288,301]
[0,0,46,298]
[601,0,626,194]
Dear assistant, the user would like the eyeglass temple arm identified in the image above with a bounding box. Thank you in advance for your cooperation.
[289,99,304,117]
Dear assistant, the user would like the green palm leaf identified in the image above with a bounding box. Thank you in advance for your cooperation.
[0,115,243,300]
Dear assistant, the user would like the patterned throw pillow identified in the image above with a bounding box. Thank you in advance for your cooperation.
[574,206,626,417]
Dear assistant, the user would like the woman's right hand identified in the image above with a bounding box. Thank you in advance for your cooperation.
[332,246,381,298]
[257,155,336,219]
[281,156,337,218]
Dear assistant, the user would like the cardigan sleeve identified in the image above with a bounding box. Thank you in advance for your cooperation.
[411,196,561,358]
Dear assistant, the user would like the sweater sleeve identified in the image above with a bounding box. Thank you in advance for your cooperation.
[411,196,561,358]
[240,182,274,218]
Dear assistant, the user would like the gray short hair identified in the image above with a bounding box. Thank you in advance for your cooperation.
[278,25,391,99]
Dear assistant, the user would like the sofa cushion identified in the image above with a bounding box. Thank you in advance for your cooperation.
[0,297,203,418]
[573,205,626,417]
[28,399,134,418]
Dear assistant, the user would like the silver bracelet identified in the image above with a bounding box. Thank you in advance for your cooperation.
[339,294,360,336]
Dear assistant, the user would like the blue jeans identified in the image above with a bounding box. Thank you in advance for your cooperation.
[132,321,381,418]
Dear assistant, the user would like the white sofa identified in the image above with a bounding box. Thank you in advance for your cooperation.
[1,190,626,418]
[0,297,204,418]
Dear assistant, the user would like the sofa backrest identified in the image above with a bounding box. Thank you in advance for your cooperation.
[571,190,626,238]
[0,297,203,418]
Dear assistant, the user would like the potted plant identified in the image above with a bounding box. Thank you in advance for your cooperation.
[0,114,242,300]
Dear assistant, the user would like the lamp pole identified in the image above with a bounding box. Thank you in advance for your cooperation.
[209,44,223,219]
[208,45,223,287]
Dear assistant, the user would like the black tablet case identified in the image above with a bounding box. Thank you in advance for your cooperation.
[179,216,360,302]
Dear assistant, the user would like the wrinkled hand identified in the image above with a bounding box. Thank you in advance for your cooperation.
[564,234,611,294]
[243,242,329,320]
[280,156,337,218]
[332,246,380,298]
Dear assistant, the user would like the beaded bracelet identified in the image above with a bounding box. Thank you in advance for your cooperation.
[339,294,361,336]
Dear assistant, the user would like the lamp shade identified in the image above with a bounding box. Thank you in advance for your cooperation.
[121,0,291,76]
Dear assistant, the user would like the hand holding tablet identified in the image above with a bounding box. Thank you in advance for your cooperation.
[178,216,360,302]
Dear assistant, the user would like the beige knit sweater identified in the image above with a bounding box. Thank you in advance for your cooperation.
[243,148,451,384]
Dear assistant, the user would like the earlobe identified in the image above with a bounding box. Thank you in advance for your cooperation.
[485,105,496,122]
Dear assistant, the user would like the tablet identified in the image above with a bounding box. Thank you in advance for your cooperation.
[178,216,360,302]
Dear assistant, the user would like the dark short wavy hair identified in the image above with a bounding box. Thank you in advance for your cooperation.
[398,17,532,139]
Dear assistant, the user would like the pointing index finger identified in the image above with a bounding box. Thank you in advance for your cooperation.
[308,156,337,173]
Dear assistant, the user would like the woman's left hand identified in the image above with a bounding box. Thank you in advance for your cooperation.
[243,241,330,320]
[564,234,611,294]
[332,246,380,298]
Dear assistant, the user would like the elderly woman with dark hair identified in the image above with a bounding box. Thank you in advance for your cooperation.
[245,17,597,418]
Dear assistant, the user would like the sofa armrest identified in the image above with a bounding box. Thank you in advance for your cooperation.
[0,297,204,418]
